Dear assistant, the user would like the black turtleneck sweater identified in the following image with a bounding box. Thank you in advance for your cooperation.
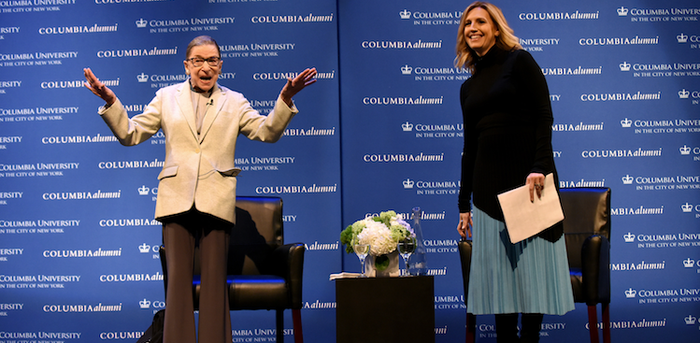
[458,46,558,222]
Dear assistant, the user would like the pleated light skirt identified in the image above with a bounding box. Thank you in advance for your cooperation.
[467,207,575,315]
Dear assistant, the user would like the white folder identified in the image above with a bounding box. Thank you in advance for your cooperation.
[496,173,564,243]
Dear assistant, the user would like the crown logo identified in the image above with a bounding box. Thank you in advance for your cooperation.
[678,89,689,99]
[139,299,151,308]
[402,121,414,131]
[620,118,632,127]
[135,18,148,28]
[679,145,691,155]
[399,9,411,20]
[678,145,690,155]
[683,258,695,268]
[137,73,149,83]
[401,64,413,75]
[625,288,637,298]
[139,243,151,253]
[624,232,636,243]
[619,61,631,71]
[622,175,633,184]
[677,33,688,43]
[403,179,415,189]
[681,203,693,212]
[138,185,150,195]
[685,315,697,325]
[616,6,628,16]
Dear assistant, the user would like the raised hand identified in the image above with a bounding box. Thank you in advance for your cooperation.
[83,68,117,106]
[280,68,317,106]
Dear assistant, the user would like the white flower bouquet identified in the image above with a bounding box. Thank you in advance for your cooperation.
[340,210,415,258]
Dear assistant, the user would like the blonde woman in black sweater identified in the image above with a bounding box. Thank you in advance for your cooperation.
[454,2,574,342]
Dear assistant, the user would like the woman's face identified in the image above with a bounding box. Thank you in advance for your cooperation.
[463,7,499,57]
[184,44,222,92]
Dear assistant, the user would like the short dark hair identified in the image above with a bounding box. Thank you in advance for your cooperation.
[186,35,221,59]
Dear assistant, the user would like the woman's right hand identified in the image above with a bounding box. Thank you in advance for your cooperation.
[457,212,473,239]
[83,68,117,106]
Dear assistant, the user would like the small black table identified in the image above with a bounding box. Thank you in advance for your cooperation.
[335,276,435,343]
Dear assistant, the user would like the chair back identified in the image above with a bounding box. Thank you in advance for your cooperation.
[227,196,284,276]
[560,188,611,270]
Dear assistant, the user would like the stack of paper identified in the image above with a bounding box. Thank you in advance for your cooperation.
[329,272,363,281]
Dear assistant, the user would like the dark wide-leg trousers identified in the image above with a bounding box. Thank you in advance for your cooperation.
[162,211,233,343]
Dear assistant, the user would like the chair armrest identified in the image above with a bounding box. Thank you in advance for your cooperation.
[581,235,611,305]
[270,242,306,308]
[458,240,473,299]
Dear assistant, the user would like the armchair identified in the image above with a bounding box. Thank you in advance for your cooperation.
[560,187,611,343]
[160,196,305,343]
[458,187,611,343]
[457,239,476,343]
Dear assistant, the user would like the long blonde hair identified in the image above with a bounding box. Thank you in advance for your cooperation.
[454,2,522,73]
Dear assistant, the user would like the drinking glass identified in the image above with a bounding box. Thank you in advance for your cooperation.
[397,237,417,276]
[353,243,370,277]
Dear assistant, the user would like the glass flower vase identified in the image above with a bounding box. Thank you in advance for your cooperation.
[365,250,400,277]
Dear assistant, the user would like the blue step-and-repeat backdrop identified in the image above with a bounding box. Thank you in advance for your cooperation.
[1,0,699,342]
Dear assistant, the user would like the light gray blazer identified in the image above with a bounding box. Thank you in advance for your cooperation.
[99,81,297,224]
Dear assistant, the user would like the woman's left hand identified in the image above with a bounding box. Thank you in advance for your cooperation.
[526,173,545,202]
[83,68,117,105]
[280,68,317,106]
